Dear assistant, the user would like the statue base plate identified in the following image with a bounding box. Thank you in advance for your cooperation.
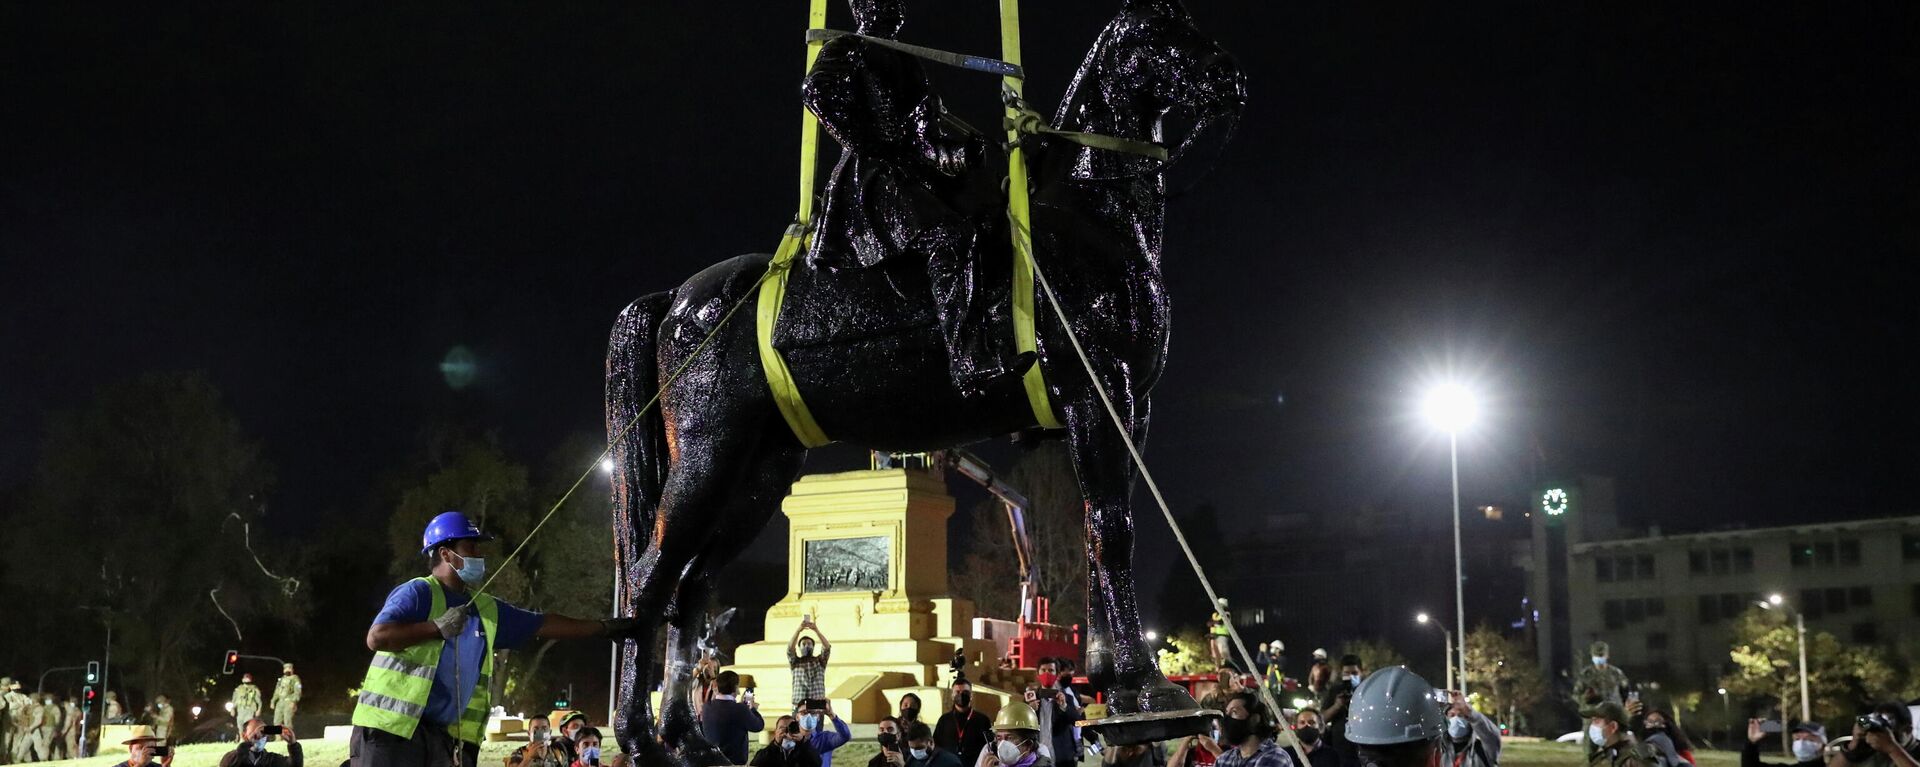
[1079,709,1220,746]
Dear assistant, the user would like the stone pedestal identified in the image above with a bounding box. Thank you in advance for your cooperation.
[726,468,1016,723]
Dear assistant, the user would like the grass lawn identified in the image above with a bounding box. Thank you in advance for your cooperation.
[27,734,1746,767]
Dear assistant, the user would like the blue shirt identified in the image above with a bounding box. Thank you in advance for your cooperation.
[374,579,544,725]
[809,716,851,767]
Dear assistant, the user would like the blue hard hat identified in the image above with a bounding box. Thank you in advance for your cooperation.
[421,511,494,555]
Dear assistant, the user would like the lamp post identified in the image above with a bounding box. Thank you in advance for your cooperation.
[1416,612,1456,691]
[1421,383,1477,693]
[1718,688,1730,744]
[1758,594,1811,724]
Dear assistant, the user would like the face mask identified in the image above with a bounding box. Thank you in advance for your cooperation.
[1346,675,1363,687]
[955,692,972,710]
[800,645,815,658]
[801,714,820,731]
[1220,717,1252,744]
[252,737,268,752]
[1592,656,1606,667]
[1588,725,1608,745]
[780,740,796,753]
[1294,726,1320,746]
[1447,717,1470,740]
[910,748,929,761]
[1037,673,1058,689]
[1793,741,1823,762]
[531,729,550,743]
[996,741,1024,764]
[452,552,487,585]
[901,707,919,720]
[582,746,602,764]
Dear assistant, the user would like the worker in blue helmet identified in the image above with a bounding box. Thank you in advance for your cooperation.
[350,511,641,767]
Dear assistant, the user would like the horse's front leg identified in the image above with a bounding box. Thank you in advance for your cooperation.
[1062,381,1199,721]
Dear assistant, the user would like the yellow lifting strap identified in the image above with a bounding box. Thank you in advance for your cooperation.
[755,0,1065,448]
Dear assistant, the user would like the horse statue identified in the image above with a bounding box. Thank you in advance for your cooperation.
[605,0,1245,763]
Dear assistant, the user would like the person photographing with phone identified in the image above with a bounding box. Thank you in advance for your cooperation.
[350,511,643,767]
[220,719,303,767]
[753,716,824,767]
[108,726,174,767]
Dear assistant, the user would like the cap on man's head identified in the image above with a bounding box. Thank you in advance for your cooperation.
[283,663,296,672]
[1580,701,1629,727]
[1590,641,1610,657]
[1340,654,1363,668]
[1792,723,1827,742]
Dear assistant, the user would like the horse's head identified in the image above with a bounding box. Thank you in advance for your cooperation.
[1059,0,1247,145]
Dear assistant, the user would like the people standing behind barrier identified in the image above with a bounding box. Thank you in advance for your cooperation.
[566,727,604,767]
[703,671,765,765]
[109,726,175,767]
[1030,659,1081,765]
[1343,668,1441,767]
[1745,719,1826,767]
[232,675,263,739]
[798,700,852,767]
[1213,692,1293,767]
[1581,702,1650,767]
[1285,707,1340,767]
[1316,656,1365,765]
[754,716,823,767]
[1438,690,1500,767]
[1830,702,1920,767]
[788,617,833,710]
[936,679,993,767]
[218,719,302,767]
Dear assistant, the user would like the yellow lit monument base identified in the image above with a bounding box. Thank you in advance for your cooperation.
[723,468,1028,725]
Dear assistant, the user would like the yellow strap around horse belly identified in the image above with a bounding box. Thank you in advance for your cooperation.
[1000,0,1064,429]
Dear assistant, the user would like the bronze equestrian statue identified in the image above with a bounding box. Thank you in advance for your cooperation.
[605,0,1245,763]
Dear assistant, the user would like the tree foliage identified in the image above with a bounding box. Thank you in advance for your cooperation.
[3,373,302,698]
[1156,628,1216,676]
[1463,626,1547,728]
[950,441,1088,630]
[1718,607,1895,721]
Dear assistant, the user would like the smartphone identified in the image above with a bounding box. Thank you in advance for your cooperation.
[262,725,284,736]
[1758,720,1784,735]
[150,747,171,757]
[1628,691,1641,703]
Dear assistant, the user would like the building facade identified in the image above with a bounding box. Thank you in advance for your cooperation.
[1562,514,1920,688]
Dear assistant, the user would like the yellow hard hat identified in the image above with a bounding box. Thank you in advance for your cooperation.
[993,702,1040,732]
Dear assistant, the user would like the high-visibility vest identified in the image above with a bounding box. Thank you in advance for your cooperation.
[351,577,499,744]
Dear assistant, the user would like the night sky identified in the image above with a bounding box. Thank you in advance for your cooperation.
[4,2,1916,590]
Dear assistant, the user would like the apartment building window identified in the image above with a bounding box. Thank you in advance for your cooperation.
[1605,600,1625,629]
[1792,539,1860,568]
[1850,586,1873,607]
[1692,546,1752,575]
[1638,555,1655,578]
[1712,550,1731,574]
[1700,592,1759,624]
[1734,548,1753,572]
[1840,540,1861,566]
[1606,598,1664,629]
[1597,558,1614,583]
[1595,554,1655,582]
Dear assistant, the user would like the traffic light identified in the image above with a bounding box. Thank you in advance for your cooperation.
[86,661,100,684]
[223,650,239,675]
[83,686,96,708]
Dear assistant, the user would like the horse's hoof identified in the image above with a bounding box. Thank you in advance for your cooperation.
[1104,671,1199,716]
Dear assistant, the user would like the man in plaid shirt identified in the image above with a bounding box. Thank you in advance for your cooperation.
[1215,693,1295,767]
[787,617,833,705]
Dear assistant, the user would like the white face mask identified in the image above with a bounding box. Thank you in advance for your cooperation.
[1793,741,1823,762]
[996,741,1025,764]
[909,748,929,761]
[1592,656,1606,667]
[1589,724,1608,745]
[1447,717,1470,740]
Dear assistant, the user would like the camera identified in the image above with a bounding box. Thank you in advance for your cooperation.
[262,725,283,736]
[1859,713,1897,733]
[150,747,171,757]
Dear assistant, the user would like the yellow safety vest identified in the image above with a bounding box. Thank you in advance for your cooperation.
[351,577,499,744]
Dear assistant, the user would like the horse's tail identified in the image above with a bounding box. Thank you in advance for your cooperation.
[607,291,672,611]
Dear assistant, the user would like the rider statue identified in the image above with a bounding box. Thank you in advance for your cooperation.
[801,0,1030,395]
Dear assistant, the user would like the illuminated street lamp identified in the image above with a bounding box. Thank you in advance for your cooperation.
[1757,594,1811,724]
[1415,612,1456,691]
[599,456,615,474]
[1421,382,1477,693]
[1144,629,1160,642]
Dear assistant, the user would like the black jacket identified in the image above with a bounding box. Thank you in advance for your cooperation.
[218,742,303,767]
[702,698,766,765]
[935,709,994,767]
[753,741,823,767]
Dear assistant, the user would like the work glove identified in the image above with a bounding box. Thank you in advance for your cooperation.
[434,607,471,640]
[602,617,646,641]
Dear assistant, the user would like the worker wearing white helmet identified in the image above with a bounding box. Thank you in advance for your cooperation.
[1345,667,1445,767]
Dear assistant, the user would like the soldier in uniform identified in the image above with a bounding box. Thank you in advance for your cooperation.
[270,663,301,731]
[1574,641,1629,707]
[61,696,81,761]
[39,694,65,761]
[231,674,263,735]
[149,695,175,743]
[0,675,15,766]
[1583,702,1651,767]
[105,691,125,723]
[3,680,35,763]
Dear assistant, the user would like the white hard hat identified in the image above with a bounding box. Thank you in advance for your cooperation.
[1345,666,1444,746]
[1312,648,1328,660]
[1269,640,1284,651]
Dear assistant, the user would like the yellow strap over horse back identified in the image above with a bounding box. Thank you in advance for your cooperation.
[754,0,1064,448]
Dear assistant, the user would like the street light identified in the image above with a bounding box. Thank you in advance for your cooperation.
[1145,629,1160,642]
[1415,612,1456,691]
[1421,382,1477,693]
[1756,594,1811,724]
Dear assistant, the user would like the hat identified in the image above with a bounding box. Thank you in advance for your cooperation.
[1581,701,1629,727]
[1793,723,1827,742]
[1589,641,1610,656]
[992,701,1040,732]
[121,726,164,745]
[1312,648,1328,660]
[283,663,295,672]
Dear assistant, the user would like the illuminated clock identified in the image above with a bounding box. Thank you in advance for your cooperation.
[1541,488,1570,516]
